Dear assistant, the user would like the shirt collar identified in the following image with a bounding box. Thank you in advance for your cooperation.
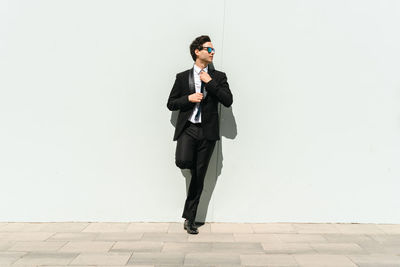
[193,63,208,75]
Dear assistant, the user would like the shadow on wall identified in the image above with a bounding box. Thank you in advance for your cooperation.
[169,104,237,223]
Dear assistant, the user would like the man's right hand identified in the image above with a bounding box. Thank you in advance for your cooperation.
[188,93,203,103]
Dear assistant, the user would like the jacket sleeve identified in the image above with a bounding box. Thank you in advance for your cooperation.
[167,74,195,111]
[204,72,233,107]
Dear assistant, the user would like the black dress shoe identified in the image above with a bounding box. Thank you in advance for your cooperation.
[184,219,198,234]
[184,219,198,230]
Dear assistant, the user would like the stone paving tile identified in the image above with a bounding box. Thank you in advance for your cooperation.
[358,240,400,255]
[70,252,131,265]
[141,233,188,242]
[46,232,98,241]
[261,242,316,254]
[58,241,115,252]
[376,224,400,234]
[211,223,253,233]
[162,242,212,253]
[251,223,296,234]
[40,265,152,267]
[355,239,390,254]
[0,222,399,267]
[374,244,400,255]
[188,233,235,243]
[322,233,375,243]
[233,233,280,243]
[0,251,26,264]
[292,223,341,234]
[240,254,298,266]
[111,241,163,252]
[308,242,366,254]
[195,223,212,233]
[293,254,357,266]
[7,241,66,252]
[37,222,89,232]
[95,232,143,241]
[127,251,184,265]
[275,234,327,243]
[167,222,211,233]
[0,232,54,241]
[212,242,264,254]
[41,266,152,267]
[335,224,386,234]
[0,241,14,250]
[347,254,400,267]
[82,222,130,233]
[127,223,170,233]
[167,222,187,234]
[368,234,400,245]
[12,252,78,265]
[185,252,240,265]
[0,223,44,232]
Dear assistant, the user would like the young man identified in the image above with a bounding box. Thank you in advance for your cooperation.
[167,35,233,234]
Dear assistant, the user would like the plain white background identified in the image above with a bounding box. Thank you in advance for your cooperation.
[0,0,399,223]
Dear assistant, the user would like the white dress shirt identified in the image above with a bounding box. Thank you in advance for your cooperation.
[188,64,208,123]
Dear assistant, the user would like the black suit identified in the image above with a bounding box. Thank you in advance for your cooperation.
[167,65,233,222]
[167,66,233,141]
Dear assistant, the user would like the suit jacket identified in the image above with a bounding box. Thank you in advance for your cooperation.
[167,65,233,141]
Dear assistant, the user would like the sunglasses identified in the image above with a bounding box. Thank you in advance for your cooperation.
[201,46,215,53]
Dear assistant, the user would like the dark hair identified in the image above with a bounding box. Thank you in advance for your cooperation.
[190,35,211,61]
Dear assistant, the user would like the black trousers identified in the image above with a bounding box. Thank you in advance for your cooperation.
[175,121,216,222]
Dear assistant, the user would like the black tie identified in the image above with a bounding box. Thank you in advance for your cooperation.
[194,80,205,121]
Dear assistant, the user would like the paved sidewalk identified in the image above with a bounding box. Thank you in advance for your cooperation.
[0,222,399,266]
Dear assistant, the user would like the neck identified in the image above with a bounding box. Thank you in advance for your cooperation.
[195,60,208,69]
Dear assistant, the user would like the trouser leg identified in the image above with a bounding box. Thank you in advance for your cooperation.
[182,136,216,221]
[175,124,196,170]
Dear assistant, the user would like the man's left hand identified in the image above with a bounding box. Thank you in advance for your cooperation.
[200,71,212,83]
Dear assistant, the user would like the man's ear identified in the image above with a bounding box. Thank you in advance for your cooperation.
[194,49,199,56]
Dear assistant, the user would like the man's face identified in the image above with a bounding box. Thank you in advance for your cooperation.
[195,41,215,63]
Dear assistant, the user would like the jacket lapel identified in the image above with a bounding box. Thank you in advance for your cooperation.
[188,64,216,95]
[208,62,215,73]
[208,65,215,80]
[205,64,215,100]
[188,67,195,94]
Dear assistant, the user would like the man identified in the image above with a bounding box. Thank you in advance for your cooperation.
[167,35,233,234]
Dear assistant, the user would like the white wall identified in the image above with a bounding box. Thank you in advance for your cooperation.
[1,0,399,223]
